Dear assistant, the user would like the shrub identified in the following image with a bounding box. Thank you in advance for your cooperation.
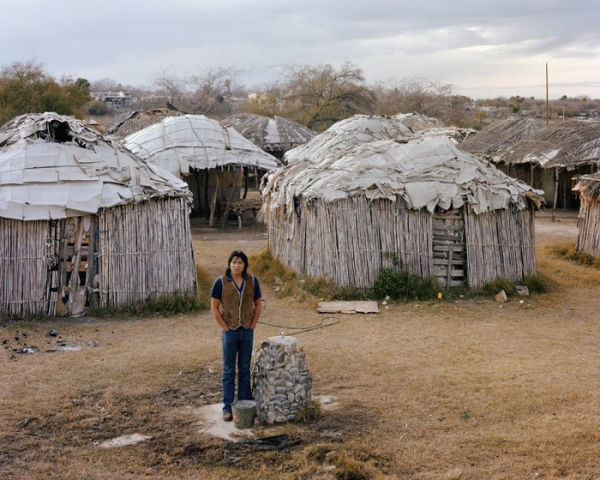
[522,273,554,294]
[297,399,323,422]
[551,242,600,268]
[372,268,440,301]
[480,273,553,297]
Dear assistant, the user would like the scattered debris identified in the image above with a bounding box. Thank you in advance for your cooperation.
[314,395,339,411]
[515,285,530,296]
[12,346,38,355]
[99,433,152,448]
[494,290,508,303]
[317,301,379,314]
[57,341,82,352]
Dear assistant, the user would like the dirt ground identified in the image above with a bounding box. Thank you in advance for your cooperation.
[1,213,599,479]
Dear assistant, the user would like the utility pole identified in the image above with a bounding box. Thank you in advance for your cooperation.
[546,62,549,127]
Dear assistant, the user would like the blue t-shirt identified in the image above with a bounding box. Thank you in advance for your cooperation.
[210,273,262,300]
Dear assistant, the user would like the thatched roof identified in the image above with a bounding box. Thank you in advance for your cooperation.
[573,172,600,200]
[221,113,315,154]
[263,123,543,215]
[108,108,184,138]
[123,114,281,177]
[0,113,190,221]
[393,112,446,131]
[460,117,545,159]
[498,121,600,169]
[284,115,413,165]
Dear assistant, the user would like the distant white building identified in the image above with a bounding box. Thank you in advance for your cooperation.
[91,90,134,109]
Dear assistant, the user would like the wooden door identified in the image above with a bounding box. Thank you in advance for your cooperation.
[432,210,466,288]
[55,216,96,316]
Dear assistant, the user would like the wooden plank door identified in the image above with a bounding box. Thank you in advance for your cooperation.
[432,210,466,288]
[55,216,95,316]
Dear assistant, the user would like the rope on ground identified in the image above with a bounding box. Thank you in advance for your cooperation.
[258,315,340,335]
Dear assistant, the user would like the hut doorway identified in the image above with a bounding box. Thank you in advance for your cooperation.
[432,210,466,288]
[52,216,97,317]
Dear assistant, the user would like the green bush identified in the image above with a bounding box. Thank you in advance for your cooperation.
[479,273,553,297]
[522,273,554,294]
[372,268,440,301]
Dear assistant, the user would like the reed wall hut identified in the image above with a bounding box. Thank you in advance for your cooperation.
[496,121,600,209]
[0,113,196,318]
[123,115,280,225]
[221,113,316,160]
[262,116,543,289]
[573,173,600,257]
[108,108,184,138]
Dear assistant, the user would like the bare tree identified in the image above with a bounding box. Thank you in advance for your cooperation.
[153,71,186,108]
[281,62,375,131]
[188,67,240,117]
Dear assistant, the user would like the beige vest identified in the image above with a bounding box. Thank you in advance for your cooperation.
[220,275,255,329]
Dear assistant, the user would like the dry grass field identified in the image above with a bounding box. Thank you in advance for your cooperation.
[1,214,599,479]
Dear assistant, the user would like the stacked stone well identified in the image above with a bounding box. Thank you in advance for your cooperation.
[253,335,312,424]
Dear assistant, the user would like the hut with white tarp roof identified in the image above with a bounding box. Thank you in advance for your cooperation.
[573,172,600,257]
[221,113,316,159]
[0,113,196,318]
[262,115,544,289]
[123,114,281,226]
[495,121,600,209]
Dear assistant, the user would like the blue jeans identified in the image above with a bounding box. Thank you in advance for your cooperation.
[222,327,254,412]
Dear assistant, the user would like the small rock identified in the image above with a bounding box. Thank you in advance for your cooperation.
[47,330,59,337]
[494,290,508,303]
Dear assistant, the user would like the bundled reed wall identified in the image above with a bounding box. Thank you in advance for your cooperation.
[576,197,600,257]
[267,196,432,288]
[464,206,536,288]
[267,197,536,290]
[98,197,196,308]
[0,218,53,317]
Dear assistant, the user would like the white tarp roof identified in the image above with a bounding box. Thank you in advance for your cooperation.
[123,114,281,177]
[284,115,413,165]
[263,116,544,215]
[393,112,446,131]
[414,127,477,144]
[0,113,190,221]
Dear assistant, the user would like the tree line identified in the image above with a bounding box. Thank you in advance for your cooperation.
[1,60,599,131]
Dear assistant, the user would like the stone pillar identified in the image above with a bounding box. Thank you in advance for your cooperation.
[253,335,312,424]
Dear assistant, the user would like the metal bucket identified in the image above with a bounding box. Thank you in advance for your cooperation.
[232,400,257,429]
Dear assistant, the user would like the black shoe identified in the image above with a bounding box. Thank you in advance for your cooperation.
[223,411,233,422]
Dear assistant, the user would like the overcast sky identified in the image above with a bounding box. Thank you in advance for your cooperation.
[2,0,599,99]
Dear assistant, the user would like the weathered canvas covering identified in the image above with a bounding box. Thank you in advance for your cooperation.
[0,113,189,221]
[264,116,544,215]
[123,114,281,177]
[393,112,446,131]
[221,113,315,153]
[284,115,413,165]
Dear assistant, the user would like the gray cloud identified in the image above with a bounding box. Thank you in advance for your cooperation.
[1,0,599,98]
